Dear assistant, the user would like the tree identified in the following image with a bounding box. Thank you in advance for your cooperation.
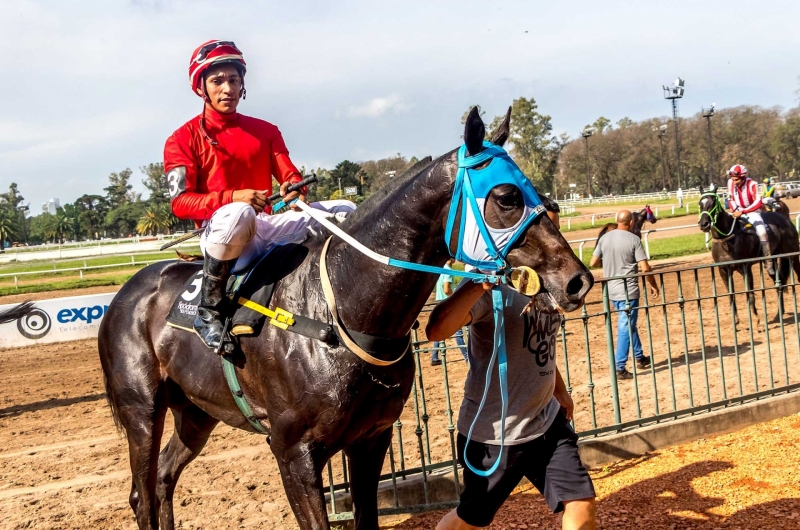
[141,162,170,205]
[74,194,107,239]
[104,168,139,209]
[501,97,556,191]
[0,208,20,250]
[136,204,173,236]
[105,202,147,237]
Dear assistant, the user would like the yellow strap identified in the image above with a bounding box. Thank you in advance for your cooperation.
[237,297,295,330]
[320,237,406,367]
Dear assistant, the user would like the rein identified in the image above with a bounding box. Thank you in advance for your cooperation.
[699,192,737,238]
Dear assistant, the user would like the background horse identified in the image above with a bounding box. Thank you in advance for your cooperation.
[697,185,800,323]
[595,205,656,244]
[98,107,593,530]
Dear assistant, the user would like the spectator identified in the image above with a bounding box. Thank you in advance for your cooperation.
[431,258,469,366]
[677,187,684,208]
[589,210,660,380]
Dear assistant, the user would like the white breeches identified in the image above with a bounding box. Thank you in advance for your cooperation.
[200,200,357,271]
[743,211,769,241]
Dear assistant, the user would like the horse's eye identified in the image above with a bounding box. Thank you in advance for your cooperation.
[496,191,521,210]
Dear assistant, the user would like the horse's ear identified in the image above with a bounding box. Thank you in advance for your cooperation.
[464,106,486,155]
[489,106,512,147]
[699,185,704,194]
[710,183,717,193]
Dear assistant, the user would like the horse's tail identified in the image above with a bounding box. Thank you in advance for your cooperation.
[102,371,124,433]
[0,301,36,325]
[597,223,617,244]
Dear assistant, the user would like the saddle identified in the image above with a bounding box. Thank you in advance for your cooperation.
[166,243,334,342]
[165,243,412,358]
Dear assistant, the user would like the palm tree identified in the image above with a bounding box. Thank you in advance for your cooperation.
[0,208,20,251]
[136,205,172,236]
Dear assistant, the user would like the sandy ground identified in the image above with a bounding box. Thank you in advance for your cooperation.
[385,413,800,529]
[3,254,800,528]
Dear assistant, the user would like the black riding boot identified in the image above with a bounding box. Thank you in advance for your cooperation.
[761,241,775,276]
[194,255,235,350]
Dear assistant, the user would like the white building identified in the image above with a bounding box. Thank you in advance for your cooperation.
[42,198,60,215]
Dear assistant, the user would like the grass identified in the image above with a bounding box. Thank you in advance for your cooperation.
[0,273,136,297]
[0,247,201,277]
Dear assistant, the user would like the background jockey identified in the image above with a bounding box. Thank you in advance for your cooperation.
[762,177,777,210]
[164,40,356,350]
[727,164,774,275]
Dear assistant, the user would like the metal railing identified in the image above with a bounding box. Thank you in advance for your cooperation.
[325,251,800,521]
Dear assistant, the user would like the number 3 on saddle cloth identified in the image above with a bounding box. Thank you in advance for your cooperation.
[166,243,331,341]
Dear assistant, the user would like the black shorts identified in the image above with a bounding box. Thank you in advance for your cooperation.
[456,412,595,527]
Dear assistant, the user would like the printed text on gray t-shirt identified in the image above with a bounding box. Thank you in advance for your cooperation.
[457,284,560,445]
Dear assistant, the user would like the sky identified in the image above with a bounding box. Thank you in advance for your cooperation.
[3,0,800,211]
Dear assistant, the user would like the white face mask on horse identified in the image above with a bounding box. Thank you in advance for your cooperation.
[445,141,547,272]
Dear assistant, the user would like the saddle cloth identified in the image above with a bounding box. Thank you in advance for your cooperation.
[166,243,310,335]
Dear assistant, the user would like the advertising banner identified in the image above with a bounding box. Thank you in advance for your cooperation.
[0,292,117,349]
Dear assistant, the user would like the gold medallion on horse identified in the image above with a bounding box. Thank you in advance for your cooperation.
[510,266,541,296]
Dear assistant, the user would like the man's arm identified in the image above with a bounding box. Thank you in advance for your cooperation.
[442,279,453,296]
[638,259,660,298]
[270,127,306,210]
[553,367,574,420]
[426,282,489,341]
[589,255,601,268]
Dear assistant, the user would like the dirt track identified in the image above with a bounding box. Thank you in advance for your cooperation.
[3,251,800,528]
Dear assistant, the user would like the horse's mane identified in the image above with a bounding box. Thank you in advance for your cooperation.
[339,155,438,229]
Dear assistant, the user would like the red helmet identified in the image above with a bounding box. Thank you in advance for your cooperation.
[728,164,748,178]
[188,40,246,98]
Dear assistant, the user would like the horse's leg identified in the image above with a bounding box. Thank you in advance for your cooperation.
[345,429,394,530]
[721,266,738,325]
[156,401,219,530]
[273,440,330,530]
[744,265,758,321]
[121,384,167,530]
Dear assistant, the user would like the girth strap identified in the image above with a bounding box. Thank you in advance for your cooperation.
[320,236,407,367]
[221,354,269,434]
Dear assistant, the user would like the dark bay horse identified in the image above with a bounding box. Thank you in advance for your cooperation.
[697,185,800,322]
[98,107,593,530]
[595,205,656,244]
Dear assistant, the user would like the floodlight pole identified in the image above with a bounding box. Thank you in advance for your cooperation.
[702,106,715,187]
[655,126,668,190]
[671,99,682,189]
[582,128,594,197]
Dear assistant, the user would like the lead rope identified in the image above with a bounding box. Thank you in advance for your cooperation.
[462,287,509,476]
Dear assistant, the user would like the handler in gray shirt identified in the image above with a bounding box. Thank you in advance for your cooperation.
[590,210,660,380]
[427,280,596,530]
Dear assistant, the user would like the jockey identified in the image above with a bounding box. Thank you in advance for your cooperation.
[762,177,777,210]
[727,164,774,275]
[165,40,356,349]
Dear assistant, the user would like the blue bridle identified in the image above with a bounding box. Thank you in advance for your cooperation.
[445,141,547,271]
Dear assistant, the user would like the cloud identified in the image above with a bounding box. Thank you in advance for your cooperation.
[345,95,414,118]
